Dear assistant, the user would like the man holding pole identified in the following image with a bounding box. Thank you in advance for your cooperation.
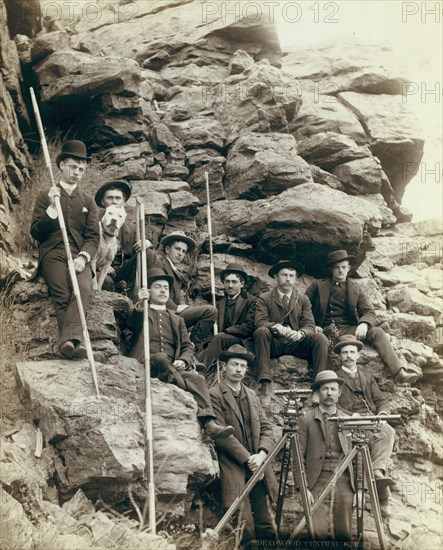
[131,268,234,440]
[31,140,99,360]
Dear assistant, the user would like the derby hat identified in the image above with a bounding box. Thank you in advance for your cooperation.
[160,231,196,253]
[219,344,255,364]
[311,370,344,391]
[56,140,91,168]
[333,335,364,354]
[94,180,132,207]
[220,262,249,282]
[268,259,305,278]
[147,268,173,289]
[326,250,355,266]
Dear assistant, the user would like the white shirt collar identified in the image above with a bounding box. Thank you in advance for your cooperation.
[319,404,337,415]
[277,289,292,300]
[227,292,241,301]
[150,304,166,311]
[59,180,77,195]
[342,365,358,376]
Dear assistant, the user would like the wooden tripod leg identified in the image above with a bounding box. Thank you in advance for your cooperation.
[361,445,387,550]
[275,437,290,534]
[290,436,316,539]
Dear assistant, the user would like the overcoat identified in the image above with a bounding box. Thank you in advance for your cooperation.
[297,406,355,491]
[30,185,99,276]
[336,366,390,415]
[305,278,376,328]
[209,380,279,507]
[216,294,256,339]
[255,287,316,334]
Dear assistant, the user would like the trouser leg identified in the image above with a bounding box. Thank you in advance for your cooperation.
[368,423,395,472]
[253,327,273,383]
[249,480,276,542]
[299,332,330,376]
[366,327,403,377]
[179,305,217,329]
[202,333,242,368]
[180,370,215,419]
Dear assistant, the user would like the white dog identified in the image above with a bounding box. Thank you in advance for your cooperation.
[92,204,127,290]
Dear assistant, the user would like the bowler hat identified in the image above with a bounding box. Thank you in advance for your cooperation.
[268,259,304,278]
[147,268,173,289]
[56,140,91,168]
[95,180,132,207]
[326,250,355,266]
[219,344,255,364]
[220,262,249,282]
[311,370,344,391]
[333,335,364,354]
[160,231,196,253]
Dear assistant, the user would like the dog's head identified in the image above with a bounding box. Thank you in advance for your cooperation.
[101,204,127,236]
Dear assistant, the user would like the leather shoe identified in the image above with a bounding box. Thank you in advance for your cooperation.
[59,340,75,359]
[379,497,392,517]
[72,344,87,360]
[395,368,418,385]
[205,420,234,440]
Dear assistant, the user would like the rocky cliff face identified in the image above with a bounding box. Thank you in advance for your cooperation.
[0,1,441,549]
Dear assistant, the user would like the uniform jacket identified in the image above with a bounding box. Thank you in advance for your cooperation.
[336,366,390,415]
[209,380,278,506]
[255,287,316,334]
[131,307,194,367]
[217,293,256,339]
[30,185,99,275]
[305,278,377,328]
[297,406,354,491]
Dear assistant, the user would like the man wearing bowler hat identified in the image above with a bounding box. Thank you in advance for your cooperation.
[305,249,417,385]
[30,140,99,359]
[334,335,395,513]
[254,260,329,405]
[298,370,354,542]
[131,268,234,440]
[201,262,256,371]
[209,344,277,548]
[116,230,217,337]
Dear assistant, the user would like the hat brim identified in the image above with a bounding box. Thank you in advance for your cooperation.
[333,339,364,354]
[311,376,344,391]
[95,181,132,207]
[327,254,355,266]
[147,274,174,289]
[268,261,304,278]
[161,234,196,253]
[56,152,92,168]
[220,268,248,281]
[219,350,255,364]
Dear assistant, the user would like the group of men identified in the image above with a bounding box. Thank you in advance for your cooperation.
[31,140,412,547]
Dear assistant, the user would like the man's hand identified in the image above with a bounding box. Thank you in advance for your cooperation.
[247,450,267,473]
[173,359,186,370]
[176,304,188,313]
[355,323,368,339]
[48,186,61,207]
[73,255,86,273]
[315,326,323,333]
[133,239,154,254]
[287,330,303,342]
[138,288,150,301]
[306,489,314,507]
[108,266,116,277]
[273,323,287,336]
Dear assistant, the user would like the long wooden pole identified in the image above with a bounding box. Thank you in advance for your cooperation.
[204,171,220,381]
[137,198,156,534]
[29,87,100,397]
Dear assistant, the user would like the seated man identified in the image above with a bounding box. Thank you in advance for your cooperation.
[254,260,329,404]
[201,262,256,371]
[116,230,216,336]
[334,335,396,511]
[298,370,355,542]
[209,344,277,548]
[305,249,417,385]
[131,267,233,440]
[30,140,99,359]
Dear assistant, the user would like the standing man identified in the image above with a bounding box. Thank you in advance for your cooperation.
[201,263,256,371]
[298,370,355,542]
[31,140,99,359]
[305,249,418,384]
[209,344,277,548]
[131,268,233,440]
[254,260,329,404]
[334,335,396,510]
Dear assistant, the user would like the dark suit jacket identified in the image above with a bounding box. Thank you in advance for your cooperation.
[131,307,194,367]
[154,254,183,311]
[209,380,278,506]
[305,278,377,328]
[217,294,256,339]
[30,185,99,275]
[337,366,390,415]
[297,406,354,491]
[255,287,315,334]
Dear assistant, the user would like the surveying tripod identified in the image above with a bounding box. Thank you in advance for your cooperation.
[289,414,401,550]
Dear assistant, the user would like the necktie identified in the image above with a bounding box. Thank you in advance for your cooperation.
[282,294,290,310]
